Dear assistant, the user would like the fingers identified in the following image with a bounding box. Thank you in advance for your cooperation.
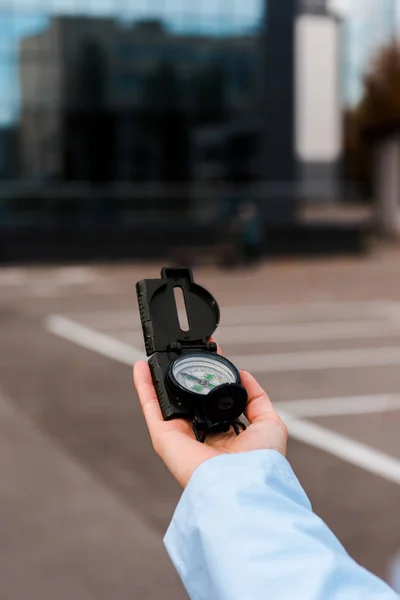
[133,361,164,444]
[133,360,218,489]
[240,370,277,424]
[207,342,275,425]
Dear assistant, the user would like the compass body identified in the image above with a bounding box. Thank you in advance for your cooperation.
[136,268,248,433]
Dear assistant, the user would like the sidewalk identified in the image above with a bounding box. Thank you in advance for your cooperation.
[0,387,185,600]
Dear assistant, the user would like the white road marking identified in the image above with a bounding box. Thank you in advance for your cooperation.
[232,346,400,373]
[275,394,400,418]
[41,317,400,420]
[0,267,100,297]
[281,411,400,486]
[61,301,393,332]
[44,313,400,485]
[219,321,400,343]
[54,267,99,285]
[219,301,392,325]
[44,316,145,364]
[382,301,400,324]
[0,269,28,286]
[30,284,67,298]
[46,314,400,373]
[12,286,114,299]
[121,320,400,346]
[59,311,139,332]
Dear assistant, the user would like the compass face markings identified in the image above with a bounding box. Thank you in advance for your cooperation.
[171,354,237,396]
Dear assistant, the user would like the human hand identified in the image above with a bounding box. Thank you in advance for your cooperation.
[133,345,288,488]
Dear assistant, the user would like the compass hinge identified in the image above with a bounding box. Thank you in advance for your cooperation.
[167,341,217,354]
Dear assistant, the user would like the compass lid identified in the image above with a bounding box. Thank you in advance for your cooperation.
[136,267,220,355]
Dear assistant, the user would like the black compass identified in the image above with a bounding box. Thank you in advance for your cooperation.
[136,268,248,442]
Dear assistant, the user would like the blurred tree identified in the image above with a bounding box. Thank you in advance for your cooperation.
[343,42,400,200]
[358,43,400,132]
[343,107,372,198]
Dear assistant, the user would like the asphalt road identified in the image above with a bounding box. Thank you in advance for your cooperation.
[1,250,400,598]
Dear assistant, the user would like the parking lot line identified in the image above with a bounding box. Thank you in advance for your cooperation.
[45,315,145,365]
[61,301,392,332]
[275,394,400,418]
[219,321,400,343]
[123,320,400,345]
[0,268,28,286]
[234,346,400,373]
[281,411,400,486]
[44,313,400,486]
[54,267,100,285]
[46,314,400,373]
[220,301,392,324]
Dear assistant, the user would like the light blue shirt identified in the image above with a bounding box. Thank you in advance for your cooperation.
[164,450,399,600]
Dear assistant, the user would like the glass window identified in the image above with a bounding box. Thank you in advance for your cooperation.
[118,72,142,95]
[1,0,265,224]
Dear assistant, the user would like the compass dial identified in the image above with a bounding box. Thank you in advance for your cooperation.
[171,353,238,396]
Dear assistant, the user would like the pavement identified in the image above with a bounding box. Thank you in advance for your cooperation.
[1,250,400,597]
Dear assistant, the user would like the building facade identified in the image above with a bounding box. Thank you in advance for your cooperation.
[1,0,384,232]
[18,16,258,184]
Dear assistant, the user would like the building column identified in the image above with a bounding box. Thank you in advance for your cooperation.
[261,0,342,222]
[261,0,297,223]
[295,0,342,204]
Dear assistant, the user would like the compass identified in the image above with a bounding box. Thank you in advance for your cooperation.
[170,353,238,396]
[136,267,248,442]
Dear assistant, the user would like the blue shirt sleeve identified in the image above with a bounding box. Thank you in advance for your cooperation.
[164,450,399,600]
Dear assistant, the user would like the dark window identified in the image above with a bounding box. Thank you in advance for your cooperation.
[1,1,264,225]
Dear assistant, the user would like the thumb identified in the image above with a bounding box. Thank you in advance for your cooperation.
[240,370,277,424]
